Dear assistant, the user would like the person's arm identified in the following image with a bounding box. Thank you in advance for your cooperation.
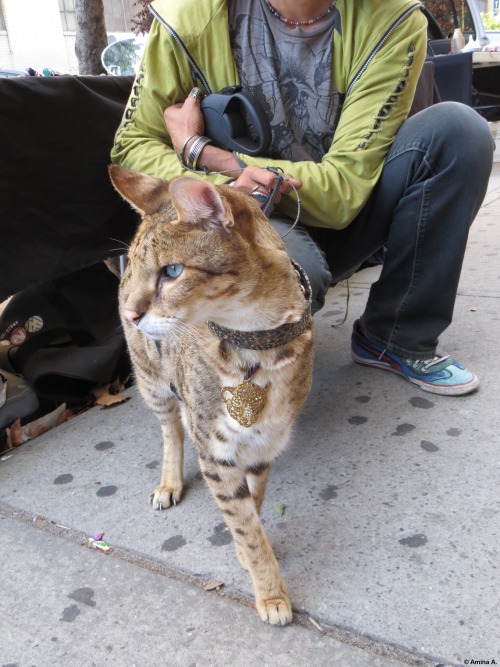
[163,95,301,198]
[110,18,230,186]
[111,16,297,200]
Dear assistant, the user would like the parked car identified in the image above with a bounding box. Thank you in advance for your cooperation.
[101,34,147,76]
[485,29,500,43]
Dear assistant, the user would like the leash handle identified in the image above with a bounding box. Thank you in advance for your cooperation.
[261,168,283,217]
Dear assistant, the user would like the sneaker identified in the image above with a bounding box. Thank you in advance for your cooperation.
[351,320,479,396]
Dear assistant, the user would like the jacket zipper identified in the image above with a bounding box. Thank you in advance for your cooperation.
[346,3,423,97]
[149,4,213,93]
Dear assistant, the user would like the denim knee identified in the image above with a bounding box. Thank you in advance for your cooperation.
[400,102,494,173]
[269,217,332,314]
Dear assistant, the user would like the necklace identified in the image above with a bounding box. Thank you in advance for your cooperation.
[263,0,336,27]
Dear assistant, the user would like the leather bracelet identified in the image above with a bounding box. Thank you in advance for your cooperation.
[178,133,198,167]
[186,135,213,170]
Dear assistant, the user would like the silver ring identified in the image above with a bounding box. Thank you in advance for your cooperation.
[251,185,269,196]
[189,87,203,100]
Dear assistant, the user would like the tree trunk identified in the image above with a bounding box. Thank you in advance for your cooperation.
[75,0,108,75]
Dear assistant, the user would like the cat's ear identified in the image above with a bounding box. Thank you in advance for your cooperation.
[108,165,169,215]
[169,177,235,229]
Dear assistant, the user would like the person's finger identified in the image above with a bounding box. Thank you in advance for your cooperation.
[282,173,302,190]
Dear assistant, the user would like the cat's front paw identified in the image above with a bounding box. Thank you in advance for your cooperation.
[256,596,293,626]
[149,485,183,510]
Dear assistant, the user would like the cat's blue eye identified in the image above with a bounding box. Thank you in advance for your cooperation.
[163,264,184,279]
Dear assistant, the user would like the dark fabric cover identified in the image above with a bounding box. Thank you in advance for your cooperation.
[427,51,473,106]
[0,75,138,301]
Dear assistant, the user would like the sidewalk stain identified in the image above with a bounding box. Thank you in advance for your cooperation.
[421,440,439,452]
[399,534,428,547]
[409,396,434,409]
[161,535,187,551]
[60,604,80,622]
[96,485,118,497]
[392,423,416,436]
[69,587,96,607]
[348,415,368,424]
[208,522,232,546]
[95,441,115,451]
[319,484,339,500]
[54,473,73,484]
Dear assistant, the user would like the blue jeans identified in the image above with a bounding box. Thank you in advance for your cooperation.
[273,102,494,358]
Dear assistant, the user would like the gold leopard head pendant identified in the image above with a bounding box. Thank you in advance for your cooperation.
[221,380,267,427]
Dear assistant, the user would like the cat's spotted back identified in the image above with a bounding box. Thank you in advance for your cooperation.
[110,165,314,625]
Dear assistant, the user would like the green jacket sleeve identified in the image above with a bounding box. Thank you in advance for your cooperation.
[110,15,235,186]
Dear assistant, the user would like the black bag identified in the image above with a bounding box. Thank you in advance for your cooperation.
[0,263,129,405]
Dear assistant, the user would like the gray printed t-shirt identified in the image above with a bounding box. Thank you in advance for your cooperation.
[228,0,340,162]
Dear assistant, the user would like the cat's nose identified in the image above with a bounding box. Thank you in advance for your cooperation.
[123,308,144,325]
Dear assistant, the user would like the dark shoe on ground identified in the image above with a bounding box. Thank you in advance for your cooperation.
[351,320,479,396]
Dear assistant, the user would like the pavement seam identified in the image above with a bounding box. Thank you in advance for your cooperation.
[0,500,458,667]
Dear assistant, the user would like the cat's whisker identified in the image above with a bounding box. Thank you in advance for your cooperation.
[177,321,213,346]
[109,237,131,251]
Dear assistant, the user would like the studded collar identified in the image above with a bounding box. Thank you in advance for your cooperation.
[206,261,312,351]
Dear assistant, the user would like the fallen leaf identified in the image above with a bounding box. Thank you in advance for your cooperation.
[204,581,224,592]
[96,392,130,408]
[274,503,286,517]
[3,404,70,451]
[6,419,25,448]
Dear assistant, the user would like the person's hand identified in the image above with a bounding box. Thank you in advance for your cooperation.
[163,87,205,157]
[230,165,301,207]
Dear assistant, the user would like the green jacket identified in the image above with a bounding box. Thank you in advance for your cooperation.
[111,0,428,229]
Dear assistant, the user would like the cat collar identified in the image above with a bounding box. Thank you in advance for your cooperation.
[206,261,312,351]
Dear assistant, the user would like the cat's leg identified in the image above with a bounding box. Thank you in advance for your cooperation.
[200,460,292,626]
[149,397,185,509]
[234,463,270,571]
[246,463,270,515]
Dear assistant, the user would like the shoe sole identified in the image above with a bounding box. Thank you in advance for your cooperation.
[351,349,480,396]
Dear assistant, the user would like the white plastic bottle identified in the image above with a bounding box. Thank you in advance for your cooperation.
[450,27,465,53]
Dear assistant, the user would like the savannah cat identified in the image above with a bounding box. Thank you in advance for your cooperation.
[109,165,314,626]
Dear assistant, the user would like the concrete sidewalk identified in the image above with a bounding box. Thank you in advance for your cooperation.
[1,167,499,667]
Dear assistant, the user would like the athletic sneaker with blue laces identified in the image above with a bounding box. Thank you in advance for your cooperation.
[351,320,479,396]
